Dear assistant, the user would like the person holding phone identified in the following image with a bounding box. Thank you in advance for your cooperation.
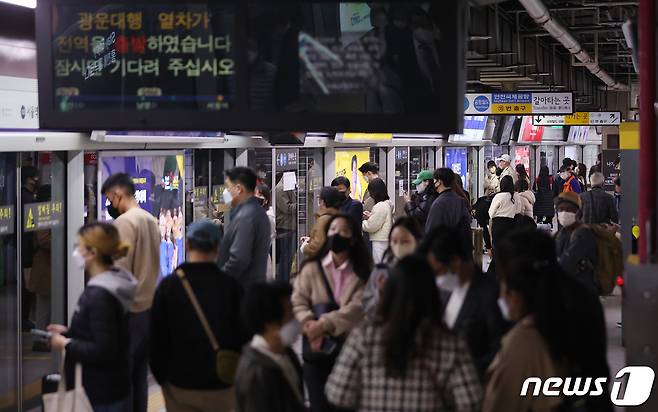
[292,214,372,412]
[48,222,137,411]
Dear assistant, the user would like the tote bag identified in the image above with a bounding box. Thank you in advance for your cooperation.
[43,359,93,412]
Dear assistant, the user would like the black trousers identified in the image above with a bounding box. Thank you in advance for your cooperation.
[304,359,348,412]
[491,217,516,249]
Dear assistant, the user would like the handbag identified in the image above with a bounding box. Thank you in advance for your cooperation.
[42,353,93,412]
[302,262,345,362]
[176,269,240,385]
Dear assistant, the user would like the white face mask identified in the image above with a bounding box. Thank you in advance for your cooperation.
[72,248,86,271]
[558,211,577,227]
[560,172,570,180]
[222,188,233,205]
[279,319,302,347]
[416,182,428,194]
[497,297,512,321]
[391,243,416,260]
[436,272,460,292]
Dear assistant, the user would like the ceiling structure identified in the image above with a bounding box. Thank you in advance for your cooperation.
[467,0,638,110]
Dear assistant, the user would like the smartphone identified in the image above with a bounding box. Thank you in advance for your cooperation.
[31,329,53,339]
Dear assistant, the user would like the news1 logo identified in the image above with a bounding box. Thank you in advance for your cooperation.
[520,366,655,406]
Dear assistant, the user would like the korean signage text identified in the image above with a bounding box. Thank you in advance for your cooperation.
[465,93,573,115]
[24,201,64,232]
[533,112,621,126]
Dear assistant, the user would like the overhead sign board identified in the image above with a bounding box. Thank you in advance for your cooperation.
[37,0,466,134]
[533,111,621,126]
[465,92,573,115]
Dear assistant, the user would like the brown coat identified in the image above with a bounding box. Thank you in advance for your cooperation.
[483,317,563,412]
[28,230,51,296]
[302,208,338,259]
[292,259,365,336]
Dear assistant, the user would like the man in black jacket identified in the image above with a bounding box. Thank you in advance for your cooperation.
[331,176,364,227]
[580,172,619,225]
[151,220,245,411]
[235,282,305,412]
[403,170,437,228]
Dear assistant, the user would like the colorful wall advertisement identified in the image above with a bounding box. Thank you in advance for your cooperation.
[99,152,185,281]
[335,149,370,201]
[445,147,468,191]
[514,146,531,177]
[518,116,545,142]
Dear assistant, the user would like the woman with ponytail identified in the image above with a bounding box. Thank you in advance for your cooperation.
[48,222,137,412]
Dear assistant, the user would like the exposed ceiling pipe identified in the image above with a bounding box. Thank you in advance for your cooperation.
[518,0,628,90]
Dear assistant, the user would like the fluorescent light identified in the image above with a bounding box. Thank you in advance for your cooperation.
[0,0,36,8]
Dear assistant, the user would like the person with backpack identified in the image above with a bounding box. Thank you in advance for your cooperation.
[579,172,619,226]
[554,192,599,293]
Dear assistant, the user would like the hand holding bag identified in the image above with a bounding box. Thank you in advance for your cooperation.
[176,269,240,385]
[302,262,345,362]
[42,352,93,412]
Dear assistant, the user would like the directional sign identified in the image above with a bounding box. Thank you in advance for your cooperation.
[533,111,621,126]
[466,92,573,115]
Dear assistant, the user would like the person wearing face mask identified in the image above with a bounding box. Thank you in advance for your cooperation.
[362,217,423,320]
[101,173,160,412]
[301,187,342,259]
[485,229,612,412]
[358,162,380,213]
[217,167,272,288]
[330,176,363,228]
[48,222,137,411]
[150,220,244,412]
[403,170,438,228]
[484,160,499,197]
[557,165,582,194]
[554,192,599,293]
[326,256,483,412]
[496,154,517,190]
[235,282,305,412]
[425,168,472,250]
[292,214,372,412]
[423,226,505,377]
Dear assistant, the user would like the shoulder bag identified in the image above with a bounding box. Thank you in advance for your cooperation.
[302,262,345,362]
[176,269,240,385]
[42,352,93,412]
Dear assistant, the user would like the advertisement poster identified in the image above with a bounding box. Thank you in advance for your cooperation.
[335,149,369,201]
[445,148,468,191]
[602,150,621,192]
[514,147,531,176]
[518,116,544,142]
[99,152,185,281]
[451,116,488,142]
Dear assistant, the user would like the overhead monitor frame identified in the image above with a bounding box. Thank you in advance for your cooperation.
[36,0,467,134]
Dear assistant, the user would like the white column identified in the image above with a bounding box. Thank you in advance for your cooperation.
[66,151,85,323]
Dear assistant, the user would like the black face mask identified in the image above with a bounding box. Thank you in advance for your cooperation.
[107,201,121,219]
[328,234,351,253]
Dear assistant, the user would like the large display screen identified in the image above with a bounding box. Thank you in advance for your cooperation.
[37,0,465,133]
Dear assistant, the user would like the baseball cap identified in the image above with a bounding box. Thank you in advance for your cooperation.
[497,154,512,163]
[413,170,434,185]
[554,191,582,210]
[186,219,221,247]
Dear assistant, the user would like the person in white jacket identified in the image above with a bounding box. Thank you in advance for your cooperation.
[516,179,536,218]
[362,178,394,263]
[488,176,530,247]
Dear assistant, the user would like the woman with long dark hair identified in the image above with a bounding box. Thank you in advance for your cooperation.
[533,166,555,225]
[292,214,372,412]
[484,229,612,412]
[488,176,529,247]
[326,256,483,411]
[515,163,530,185]
[362,178,394,263]
[577,163,589,191]
[362,217,423,320]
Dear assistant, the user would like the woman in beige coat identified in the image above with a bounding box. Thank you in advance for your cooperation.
[292,213,372,412]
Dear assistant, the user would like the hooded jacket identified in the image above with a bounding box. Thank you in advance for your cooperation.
[518,190,536,218]
[65,268,137,405]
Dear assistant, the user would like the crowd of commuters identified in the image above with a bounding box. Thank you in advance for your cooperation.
[47,156,620,412]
